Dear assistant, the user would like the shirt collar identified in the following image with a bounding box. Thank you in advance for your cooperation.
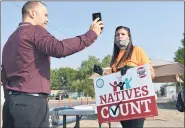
[18,22,32,26]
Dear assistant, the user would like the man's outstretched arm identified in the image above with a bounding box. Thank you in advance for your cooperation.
[33,18,104,58]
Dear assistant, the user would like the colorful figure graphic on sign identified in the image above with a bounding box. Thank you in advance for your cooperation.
[125,77,132,89]
[109,81,118,92]
[117,81,125,90]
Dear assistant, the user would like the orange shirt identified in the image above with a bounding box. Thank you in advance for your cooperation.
[111,46,155,79]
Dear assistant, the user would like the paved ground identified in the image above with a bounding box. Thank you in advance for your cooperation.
[1,98,184,128]
[49,100,184,128]
[56,108,184,128]
[56,109,184,128]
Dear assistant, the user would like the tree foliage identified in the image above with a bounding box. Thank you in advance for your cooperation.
[174,34,184,65]
[50,55,112,97]
[173,33,184,82]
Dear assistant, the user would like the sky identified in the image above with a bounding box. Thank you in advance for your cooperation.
[1,1,184,91]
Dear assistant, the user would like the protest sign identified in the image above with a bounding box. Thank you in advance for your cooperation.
[93,64,158,123]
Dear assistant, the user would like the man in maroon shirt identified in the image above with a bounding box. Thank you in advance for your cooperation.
[1,1,104,128]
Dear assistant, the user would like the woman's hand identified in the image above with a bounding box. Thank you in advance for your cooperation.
[102,68,112,76]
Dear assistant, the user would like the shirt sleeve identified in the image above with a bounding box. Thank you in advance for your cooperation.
[33,25,97,58]
[136,47,155,79]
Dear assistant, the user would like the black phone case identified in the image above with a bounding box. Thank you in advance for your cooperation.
[92,12,102,21]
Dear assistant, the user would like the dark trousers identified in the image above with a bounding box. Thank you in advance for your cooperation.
[2,94,49,128]
[120,118,145,128]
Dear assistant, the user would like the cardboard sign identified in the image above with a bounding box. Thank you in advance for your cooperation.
[93,64,158,123]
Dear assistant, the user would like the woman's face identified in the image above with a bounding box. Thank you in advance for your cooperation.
[115,28,129,41]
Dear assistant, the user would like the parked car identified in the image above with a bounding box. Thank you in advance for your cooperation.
[55,93,68,100]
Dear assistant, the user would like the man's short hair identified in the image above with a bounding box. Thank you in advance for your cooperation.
[22,1,45,17]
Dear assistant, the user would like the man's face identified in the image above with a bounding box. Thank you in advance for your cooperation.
[31,3,48,28]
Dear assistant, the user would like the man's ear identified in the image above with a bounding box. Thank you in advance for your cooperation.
[29,9,35,19]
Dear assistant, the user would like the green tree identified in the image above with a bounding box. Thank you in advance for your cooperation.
[101,55,112,68]
[57,67,78,90]
[50,68,61,90]
[70,80,81,92]
[71,79,95,97]
[174,34,184,82]
[78,56,101,79]
[80,79,95,98]
[50,55,113,98]
[50,67,78,90]
[74,56,101,97]
[174,34,184,65]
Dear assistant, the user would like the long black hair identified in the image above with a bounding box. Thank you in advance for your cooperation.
[110,26,134,68]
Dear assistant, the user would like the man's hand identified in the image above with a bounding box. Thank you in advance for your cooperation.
[90,18,104,36]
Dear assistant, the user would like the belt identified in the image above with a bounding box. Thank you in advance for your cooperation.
[8,91,48,97]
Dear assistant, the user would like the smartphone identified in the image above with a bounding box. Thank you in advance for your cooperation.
[92,12,102,21]
[92,12,103,30]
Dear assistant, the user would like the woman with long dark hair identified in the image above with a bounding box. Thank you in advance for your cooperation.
[108,26,155,128]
